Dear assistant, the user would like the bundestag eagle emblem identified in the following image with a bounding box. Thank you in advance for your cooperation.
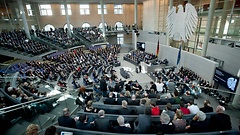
[166,3,198,42]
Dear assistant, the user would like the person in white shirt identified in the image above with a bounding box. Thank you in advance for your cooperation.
[155,80,164,93]
[187,100,199,114]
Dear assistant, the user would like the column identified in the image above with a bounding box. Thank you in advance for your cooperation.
[33,3,41,30]
[166,0,173,46]
[17,0,31,39]
[100,0,106,40]
[64,0,71,37]
[134,0,138,25]
[218,0,230,38]
[212,16,219,37]
[201,0,216,56]
[232,80,240,109]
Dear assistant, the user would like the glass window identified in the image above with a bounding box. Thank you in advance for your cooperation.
[26,4,33,16]
[98,4,107,14]
[80,4,90,15]
[44,24,55,31]
[39,4,52,16]
[63,23,73,31]
[60,4,72,15]
[114,4,123,14]
[117,34,124,44]
[115,22,123,31]
[82,23,91,28]
[98,22,107,30]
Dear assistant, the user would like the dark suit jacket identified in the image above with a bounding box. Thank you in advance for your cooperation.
[116,97,128,105]
[156,123,175,134]
[135,105,146,114]
[188,119,209,133]
[128,99,140,105]
[149,84,157,92]
[135,114,152,133]
[104,98,116,105]
[156,100,167,105]
[209,113,232,131]
[200,106,213,113]
[94,117,110,132]
[113,126,132,133]
[148,93,157,98]
[100,79,107,92]
[118,107,132,115]
[58,116,76,128]
[76,121,92,130]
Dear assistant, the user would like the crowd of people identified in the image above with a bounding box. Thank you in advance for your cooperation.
[124,50,157,64]
[0,30,50,55]
[73,27,104,43]
[36,28,81,47]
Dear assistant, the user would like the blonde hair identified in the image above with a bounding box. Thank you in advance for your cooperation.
[26,124,39,135]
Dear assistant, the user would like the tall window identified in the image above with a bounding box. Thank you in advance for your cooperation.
[115,22,123,30]
[82,23,90,28]
[98,5,107,14]
[39,5,52,16]
[60,4,72,15]
[98,22,107,30]
[114,4,123,14]
[26,4,33,16]
[80,4,90,15]
[117,34,124,44]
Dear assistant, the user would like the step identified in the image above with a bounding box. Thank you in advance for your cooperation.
[44,113,57,123]
[3,123,26,135]
[31,114,51,129]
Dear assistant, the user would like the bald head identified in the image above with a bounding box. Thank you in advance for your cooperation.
[216,105,225,113]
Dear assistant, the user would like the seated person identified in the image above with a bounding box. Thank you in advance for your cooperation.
[83,75,93,86]
[209,105,232,131]
[125,91,131,98]
[118,100,132,115]
[128,95,140,105]
[58,108,76,128]
[141,93,151,105]
[84,100,97,113]
[156,112,175,134]
[135,99,146,115]
[76,114,94,130]
[187,100,199,114]
[173,90,181,104]
[200,100,213,113]
[103,92,116,104]
[113,115,132,133]
[186,111,209,133]
[134,107,152,134]
[116,92,127,105]
[179,101,190,115]
[162,103,175,120]
[148,89,157,98]
[132,82,142,92]
[172,109,186,133]
[94,110,110,132]
[181,91,194,104]
[150,101,160,115]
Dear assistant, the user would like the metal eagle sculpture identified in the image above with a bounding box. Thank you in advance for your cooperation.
[166,3,198,42]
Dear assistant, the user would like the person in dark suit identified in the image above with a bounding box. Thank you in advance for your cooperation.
[100,76,108,97]
[156,112,175,134]
[186,111,209,133]
[134,107,152,133]
[155,95,165,105]
[181,91,194,104]
[76,114,94,130]
[116,92,127,105]
[209,105,232,131]
[128,95,140,105]
[113,115,132,133]
[149,81,157,92]
[103,92,116,104]
[58,108,76,128]
[135,99,146,115]
[94,110,110,132]
[200,100,213,113]
[148,89,157,98]
[118,100,132,115]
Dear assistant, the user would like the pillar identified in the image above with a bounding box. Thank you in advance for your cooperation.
[201,0,216,56]
[218,0,230,38]
[166,0,173,46]
[17,0,31,39]
[134,0,138,25]
[212,16,219,37]
[63,0,71,37]
[100,0,106,40]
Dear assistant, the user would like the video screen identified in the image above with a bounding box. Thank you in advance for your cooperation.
[213,67,239,92]
[137,42,145,51]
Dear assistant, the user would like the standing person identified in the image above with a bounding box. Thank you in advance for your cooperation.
[100,76,107,97]
[209,105,232,131]
[155,80,164,93]
[58,108,76,128]
[134,107,152,134]
[149,81,157,92]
